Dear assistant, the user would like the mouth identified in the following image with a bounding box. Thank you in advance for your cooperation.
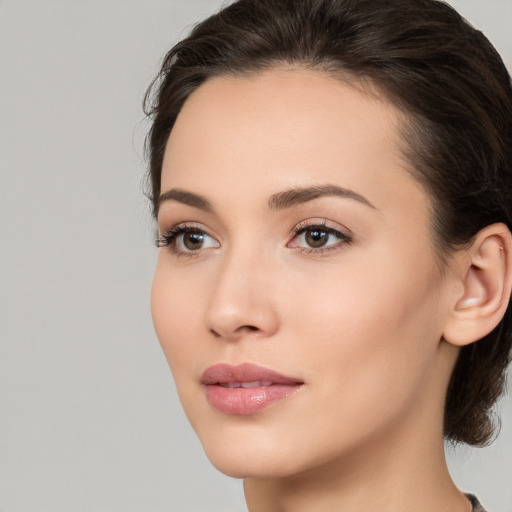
[201,363,304,415]
[219,380,274,388]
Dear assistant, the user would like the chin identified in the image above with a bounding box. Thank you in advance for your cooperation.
[195,424,311,479]
[205,449,303,480]
[198,424,351,482]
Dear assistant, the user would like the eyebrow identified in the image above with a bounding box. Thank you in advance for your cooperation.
[158,188,213,212]
[158,184,375,214]
[268,185,376,210]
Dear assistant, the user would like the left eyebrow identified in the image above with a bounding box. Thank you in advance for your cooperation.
[268,184,376,210]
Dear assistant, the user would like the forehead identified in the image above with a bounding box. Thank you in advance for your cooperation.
[161,67,428,216]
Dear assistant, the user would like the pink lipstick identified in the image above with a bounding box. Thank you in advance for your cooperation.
[201,363,304,415]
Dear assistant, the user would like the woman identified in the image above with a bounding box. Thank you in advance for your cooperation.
[145,0,512,510]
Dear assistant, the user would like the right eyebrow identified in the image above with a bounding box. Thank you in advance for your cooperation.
[158,188,213,213]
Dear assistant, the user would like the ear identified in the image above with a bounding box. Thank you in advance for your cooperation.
[443,223,512,347]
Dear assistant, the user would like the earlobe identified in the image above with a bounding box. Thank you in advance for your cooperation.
[443,224,512,347]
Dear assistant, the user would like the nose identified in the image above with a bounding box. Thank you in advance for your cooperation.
[205,250,280,341]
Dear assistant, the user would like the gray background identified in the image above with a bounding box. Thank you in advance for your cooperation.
[1,1,511,511]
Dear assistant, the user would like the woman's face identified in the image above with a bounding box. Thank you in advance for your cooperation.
[151,68,458,479]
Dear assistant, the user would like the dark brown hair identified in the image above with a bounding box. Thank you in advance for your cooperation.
[144,0,512,446]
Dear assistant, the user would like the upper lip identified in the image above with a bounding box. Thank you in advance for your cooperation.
[201,363,303,386]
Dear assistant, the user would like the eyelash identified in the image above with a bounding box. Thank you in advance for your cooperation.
[156,221,352,257]
[155,223,213,258]
[290,221,353,255]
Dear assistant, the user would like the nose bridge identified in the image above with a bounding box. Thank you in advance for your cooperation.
[205,241,279,340]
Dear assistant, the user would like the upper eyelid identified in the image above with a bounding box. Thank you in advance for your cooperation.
[291,219,352,236]
[157,210,224,232]
[156,222,212,241]
[159,221,211,235]
[163,220,349,237]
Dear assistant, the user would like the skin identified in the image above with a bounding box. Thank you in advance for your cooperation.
[151,68,473,512]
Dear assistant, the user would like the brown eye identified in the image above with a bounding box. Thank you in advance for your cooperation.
[305,228,329,248]
[175,228,219,253]
[183,231,206,250]
[289,222,351,253]
[156,225,220,254]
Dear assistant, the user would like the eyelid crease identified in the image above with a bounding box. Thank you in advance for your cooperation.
[291,219,352,238]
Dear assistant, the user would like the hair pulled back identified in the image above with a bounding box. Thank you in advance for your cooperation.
[144,0,512,446]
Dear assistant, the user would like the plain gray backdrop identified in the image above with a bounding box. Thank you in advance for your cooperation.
[1,1,511,511]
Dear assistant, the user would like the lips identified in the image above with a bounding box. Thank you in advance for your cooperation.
[201,363,304,415]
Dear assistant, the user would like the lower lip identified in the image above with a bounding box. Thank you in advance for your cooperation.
[204,384,302,415]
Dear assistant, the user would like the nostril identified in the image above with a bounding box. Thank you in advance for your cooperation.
[209,324,260,339]
[239,325,259,333]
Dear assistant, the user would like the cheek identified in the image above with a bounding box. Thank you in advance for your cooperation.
[264,262,444,471]
[286,250,444,402]
[151,261,202,375]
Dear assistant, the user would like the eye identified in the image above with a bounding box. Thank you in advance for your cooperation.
[179,230,216,251]
[156,224,220,256]
[301,228,333,248]
[289,222,352,252]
